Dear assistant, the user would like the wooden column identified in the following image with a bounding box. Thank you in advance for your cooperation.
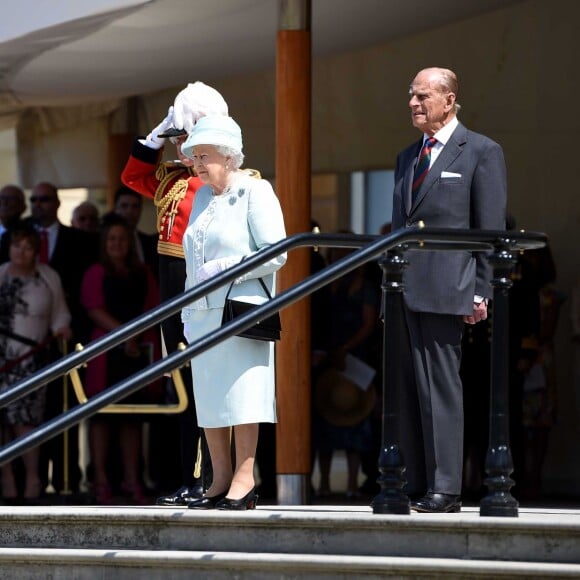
[107,97,139,208]
[275,0,312,504]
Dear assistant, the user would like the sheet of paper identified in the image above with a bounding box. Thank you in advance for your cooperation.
[341,353,376,391]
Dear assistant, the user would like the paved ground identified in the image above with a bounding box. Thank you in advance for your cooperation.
[2,490,579,517]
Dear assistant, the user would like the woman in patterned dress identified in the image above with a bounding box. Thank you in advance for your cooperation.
[0,226,71,502]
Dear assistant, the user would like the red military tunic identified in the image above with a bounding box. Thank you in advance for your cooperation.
[121,139,203,259]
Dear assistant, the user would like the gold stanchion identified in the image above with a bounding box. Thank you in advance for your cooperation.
[60,338,72,496]
[69,343,189,414]
[193,438,203,480]
[67,341,195,497]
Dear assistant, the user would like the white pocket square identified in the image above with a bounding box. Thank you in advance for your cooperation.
[441,171,462,178]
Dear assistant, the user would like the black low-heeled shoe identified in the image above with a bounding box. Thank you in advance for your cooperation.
[410,491,461,513]
[187,491,228,510]
[215,488,258,511]
[157,484,204,507]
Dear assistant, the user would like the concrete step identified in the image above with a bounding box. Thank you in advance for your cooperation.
[0,504,578,578]
[0,548,579,579]
[1,505,579,562]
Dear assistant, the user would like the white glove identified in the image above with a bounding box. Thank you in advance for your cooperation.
[172,82,228,134]
[142,106,174,150]
[197,257,238,282]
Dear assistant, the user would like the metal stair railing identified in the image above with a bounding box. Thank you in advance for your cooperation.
[0,226,547,516]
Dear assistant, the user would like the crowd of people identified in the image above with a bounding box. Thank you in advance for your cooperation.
[0,68,565,511]
[0,181,164,504]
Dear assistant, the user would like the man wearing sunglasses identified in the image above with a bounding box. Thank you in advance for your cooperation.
[27,181,99,499]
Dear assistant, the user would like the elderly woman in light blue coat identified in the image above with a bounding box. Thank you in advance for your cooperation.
[181,115,286,511]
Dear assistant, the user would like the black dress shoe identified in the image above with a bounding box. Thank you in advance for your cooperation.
[411,492,461,513]
[156,484,204,507]
[187,491,228,510]
[215,488,258,511]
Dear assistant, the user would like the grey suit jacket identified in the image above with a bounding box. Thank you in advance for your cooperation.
[392,122,507,316]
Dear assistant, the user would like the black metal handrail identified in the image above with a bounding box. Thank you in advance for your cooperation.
[0,227,543,411]
[0,226,547,516]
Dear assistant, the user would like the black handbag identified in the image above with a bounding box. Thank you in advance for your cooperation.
[221,278,281,342]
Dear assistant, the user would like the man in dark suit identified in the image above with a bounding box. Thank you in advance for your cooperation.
[28,181,99,496]
[391,67,507,512]
[29,182,99,343]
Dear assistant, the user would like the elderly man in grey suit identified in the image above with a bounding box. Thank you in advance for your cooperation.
[392,67,507,512]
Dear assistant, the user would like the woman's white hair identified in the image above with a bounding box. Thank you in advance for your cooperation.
[215,145,244,169]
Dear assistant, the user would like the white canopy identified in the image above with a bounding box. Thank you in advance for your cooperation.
[0,0,522,187]
[0,0,520,109]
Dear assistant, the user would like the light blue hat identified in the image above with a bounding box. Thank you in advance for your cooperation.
[181,115,243,158]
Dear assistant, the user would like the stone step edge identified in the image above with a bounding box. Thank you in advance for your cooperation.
[2,506,580,534]
[0,548,579,577]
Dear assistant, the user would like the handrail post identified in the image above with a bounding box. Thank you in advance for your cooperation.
[480,238,519,517]
[371,245,410,514]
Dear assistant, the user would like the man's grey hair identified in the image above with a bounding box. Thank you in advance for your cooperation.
[434,68,461,114]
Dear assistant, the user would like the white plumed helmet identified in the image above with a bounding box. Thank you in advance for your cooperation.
[171,81,228,134]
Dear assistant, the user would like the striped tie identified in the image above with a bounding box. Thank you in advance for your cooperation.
[412,137,437,200]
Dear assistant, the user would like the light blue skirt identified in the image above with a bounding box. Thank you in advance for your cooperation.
[183,308,277,428]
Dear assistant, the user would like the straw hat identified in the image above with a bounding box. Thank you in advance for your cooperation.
[314,368,376,427]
